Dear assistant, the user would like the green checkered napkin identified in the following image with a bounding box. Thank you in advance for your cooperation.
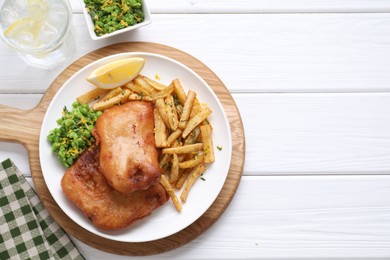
[0,159,84,260]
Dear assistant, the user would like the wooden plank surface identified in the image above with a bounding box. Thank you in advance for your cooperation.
[2,93,390,176]
[24,176,390,259]
[1,0,390,259]
[238,93,390,174]
[70,0,390,13]
[1,14,390,93]
[0,42,245,255]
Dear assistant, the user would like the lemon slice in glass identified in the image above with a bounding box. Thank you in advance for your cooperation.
[3,0,48,47]
[87,57,145,89]
[3,18,31,37]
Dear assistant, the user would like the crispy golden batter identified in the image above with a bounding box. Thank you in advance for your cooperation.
[93,101,161,193]
[61,145,168,230]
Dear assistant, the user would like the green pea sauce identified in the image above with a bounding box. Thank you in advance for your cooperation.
[48,102,102,168]
[84,0,145,36]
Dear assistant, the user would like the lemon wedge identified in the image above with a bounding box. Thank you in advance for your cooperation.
[87,57,145,89]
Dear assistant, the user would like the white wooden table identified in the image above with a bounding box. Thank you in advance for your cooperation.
[1,0,390,259]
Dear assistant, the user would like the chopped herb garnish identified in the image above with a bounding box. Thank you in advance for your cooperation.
[217,145,222,151]
[173,93,181,106]
[62,106,68,114]
[201,177,206,181]
[176,104,183,114]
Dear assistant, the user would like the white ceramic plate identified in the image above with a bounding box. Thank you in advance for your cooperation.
[39,52,232,242]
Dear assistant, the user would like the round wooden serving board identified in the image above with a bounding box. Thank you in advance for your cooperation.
[0,42,245,255]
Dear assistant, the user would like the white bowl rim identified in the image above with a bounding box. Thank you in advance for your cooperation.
[79,0,152,40]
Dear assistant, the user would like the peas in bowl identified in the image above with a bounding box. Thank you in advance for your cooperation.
[80,0,151,40]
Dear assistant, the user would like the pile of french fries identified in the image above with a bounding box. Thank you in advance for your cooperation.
[77,75,215,212]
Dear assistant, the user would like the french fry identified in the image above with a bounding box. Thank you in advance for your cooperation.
[125,81,150,95]
[162,143,203,154]
[164,95,179,130]
[145,83,174,101]
[153,108,168,148]
[172,79,187,105]
[175,168,192,190]
[179,154,204,169]
[175,103,183,118]
[159,153,171,174]
[178,90,196,130]
[134,75,156,94]
[142,75,168,91]
[102,87,123,101]
[77,88,108,104]
[166,129,182,146]
[182,107,212,138]
[128,93,144,101]
[160,140,182,173]
[117,89,131,102]
[190,98,202,118]
[184,127,200,145]
[128,90,174,102]
[177,152,187,164]
[200,124,215,163]
[172,139,183,147]
[92,89,131,111]
[171,139,187,162]
[170,153,179,183]
[180,164,206,203]
[156,98,171,128]
[160,175,182,212]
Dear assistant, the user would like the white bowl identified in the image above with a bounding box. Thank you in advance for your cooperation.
[79,0,151,40]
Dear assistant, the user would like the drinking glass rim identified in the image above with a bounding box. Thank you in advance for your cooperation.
[0,0,73,54]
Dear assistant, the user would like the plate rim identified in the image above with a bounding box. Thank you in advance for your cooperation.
[39,51,233,242]
[26,42,245,255]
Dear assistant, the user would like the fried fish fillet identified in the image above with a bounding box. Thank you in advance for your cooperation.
[61,145,168,230]
[93,101,161,193]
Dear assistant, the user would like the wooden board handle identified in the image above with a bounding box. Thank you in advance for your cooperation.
[0,104,42,147]
[17,42,245,256]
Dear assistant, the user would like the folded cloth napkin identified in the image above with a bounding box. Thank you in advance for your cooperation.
[0,159,84,260]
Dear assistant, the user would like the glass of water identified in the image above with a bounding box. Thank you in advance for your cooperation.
[0,0,74,69]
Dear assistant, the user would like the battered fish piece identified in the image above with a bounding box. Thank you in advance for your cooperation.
[61,145,168,230]
[94,101,161,193]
